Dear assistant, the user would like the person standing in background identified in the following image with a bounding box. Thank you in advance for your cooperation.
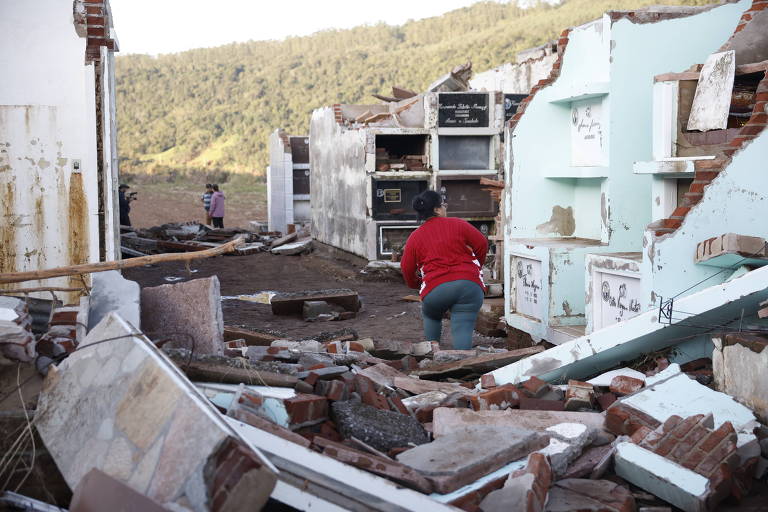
[118,184,134,227]
[201,183,213,225]
[209,184,225,228]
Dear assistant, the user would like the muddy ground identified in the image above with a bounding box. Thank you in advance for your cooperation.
[124,245,501,348]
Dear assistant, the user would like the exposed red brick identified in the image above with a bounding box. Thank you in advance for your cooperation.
[596,392,617,411]
[693,170,719,182]
[739,124,767,136]
[518,397,564,411]
[609,376,644,396]
[480,373,497,389]
[470,384,519,411]
[671,206,691,218]
[698,422,736,453]
[520,376,550,397]
[283,394,329,426]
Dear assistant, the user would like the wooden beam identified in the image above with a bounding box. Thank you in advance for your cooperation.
[0,286,85,295]
[0,237,245,285]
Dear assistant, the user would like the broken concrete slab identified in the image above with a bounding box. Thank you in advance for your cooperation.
[614,363,757,435]
[712,333,768,423]
[587,368,646,387]
[393,376,474,396]
[332,399,429,453]
[614,442,712,512]
[271,289,360,316]
[432,408,605,438]
[479,453,551,512]
[695,233,768,267]
[271,238,313,255]
[87,270,140,331]
[545,478,636,512]
[35,313,276,510]
[539,423,596,476]
[485,265,768,386]
[314,437,433,494]
[413,346,544,378]
[140,276,224,355]
[358,363,406,388]
[397,426,550,494]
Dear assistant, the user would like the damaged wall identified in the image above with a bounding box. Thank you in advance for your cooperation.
[470,53,558,94]
[0,0,120,302]
[267,129,292,233]
[309,107,370,258]
[641,130,768,306]
[503,3,748,340]
[1,1,102,302]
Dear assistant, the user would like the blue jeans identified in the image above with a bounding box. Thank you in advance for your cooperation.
[421,280,484,350]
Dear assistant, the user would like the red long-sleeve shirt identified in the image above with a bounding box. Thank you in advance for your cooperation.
[400,216,488,298]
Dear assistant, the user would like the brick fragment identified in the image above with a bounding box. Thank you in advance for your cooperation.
[609,376,644,396]
[520,376,550,398]
[518,397,564,411]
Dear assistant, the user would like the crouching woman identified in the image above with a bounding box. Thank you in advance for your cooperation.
[399,190,488,350]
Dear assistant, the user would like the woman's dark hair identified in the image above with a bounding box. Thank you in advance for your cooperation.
[412,190,442,221]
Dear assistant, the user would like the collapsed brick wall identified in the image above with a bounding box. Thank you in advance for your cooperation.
[653,0,768,237]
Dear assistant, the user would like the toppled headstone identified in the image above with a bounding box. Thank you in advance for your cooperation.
[271,238,312,255]
[332,399,428,453]
[140,276,224,355]
[87,270,140,331]
[396,426,549,494]
[35,313,276,510]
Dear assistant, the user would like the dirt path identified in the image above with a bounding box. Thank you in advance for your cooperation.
[123,247,499,347]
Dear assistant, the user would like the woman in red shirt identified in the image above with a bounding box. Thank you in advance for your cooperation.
[400,190,488,350]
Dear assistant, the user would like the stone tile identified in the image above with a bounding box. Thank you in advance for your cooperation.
[115,362,183,452]
[140,276,224,355]
[35,313,276,511]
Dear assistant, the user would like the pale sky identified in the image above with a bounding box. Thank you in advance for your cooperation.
[110,0,505,55]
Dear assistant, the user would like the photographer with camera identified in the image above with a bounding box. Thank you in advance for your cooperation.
[118,184,137,227]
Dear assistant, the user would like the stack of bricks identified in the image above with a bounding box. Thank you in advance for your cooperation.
[206,437,275,512]
[36,305,84,359]
[627,413,746,508]
[0,296,36,362]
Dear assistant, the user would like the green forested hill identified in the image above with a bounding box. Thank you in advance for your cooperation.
[116,0,712,177]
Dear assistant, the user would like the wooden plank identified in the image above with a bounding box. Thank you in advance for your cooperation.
[654,71,700,82]
[410,346,545,378]
[224,326,280,346]
[0,237,245,285]
[176,361,298,388]
[392,377,474,396]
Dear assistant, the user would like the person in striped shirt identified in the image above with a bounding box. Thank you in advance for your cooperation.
[201,183,213,225]
[400,190,488,350]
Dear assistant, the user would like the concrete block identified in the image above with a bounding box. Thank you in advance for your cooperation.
[712,334,768,424]
[614,442,711,512]
[396,426,550,494]
[332,400,428,453]
[358,362,406,388]
[140,276,224,355]
[302,300,333,320]
[432,408,604,438]
[271,288,359,315]
[88,270,140,331]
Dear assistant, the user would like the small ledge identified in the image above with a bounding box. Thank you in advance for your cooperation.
[548,81,609,104]
[438,170,498,177]
[371,170,432,179]
[633,160,694,175]
[543,166,608,178]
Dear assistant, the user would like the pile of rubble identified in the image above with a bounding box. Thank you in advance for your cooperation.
[1,270,766,511]
[120,221,313,258]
